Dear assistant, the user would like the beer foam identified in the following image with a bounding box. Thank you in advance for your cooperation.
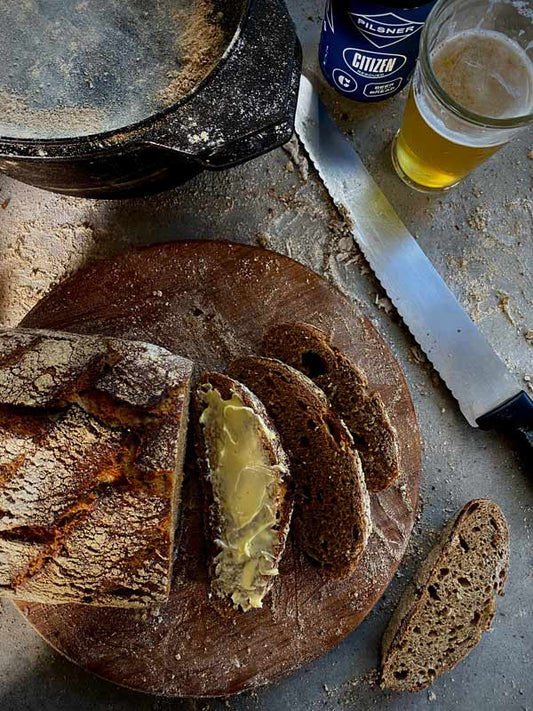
[432,29,533,119]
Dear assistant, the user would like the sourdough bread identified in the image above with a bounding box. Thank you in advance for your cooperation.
[227,356,371,579]
[196,372,292,612]
[0,328,193,607]
[381,499,509,692]
[262,322,399,491]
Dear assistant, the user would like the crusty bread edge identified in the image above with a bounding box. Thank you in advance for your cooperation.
[195,371,293,615]
[381,499,510,691]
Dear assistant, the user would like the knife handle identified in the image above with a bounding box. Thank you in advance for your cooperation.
[477,391,533,473]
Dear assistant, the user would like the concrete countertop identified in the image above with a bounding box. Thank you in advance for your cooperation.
[0,1,531,710]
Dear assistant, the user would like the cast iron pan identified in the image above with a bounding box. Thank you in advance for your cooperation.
[0,0,301,198]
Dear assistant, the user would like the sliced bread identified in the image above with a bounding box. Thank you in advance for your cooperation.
[262,322,399,491]
[381,499,509,692]
[196,372,292,612]
[227,356,371,579]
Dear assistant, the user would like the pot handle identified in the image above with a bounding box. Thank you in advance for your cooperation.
[140,0,302,169]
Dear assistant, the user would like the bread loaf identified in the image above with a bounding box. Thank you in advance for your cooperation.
[381,499,509,691]
[227,356,371,579]
[196,373,292,612]
[0,328,193,607]
[262,322,399,491]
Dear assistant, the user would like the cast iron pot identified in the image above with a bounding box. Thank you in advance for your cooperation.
[0,0,301,198]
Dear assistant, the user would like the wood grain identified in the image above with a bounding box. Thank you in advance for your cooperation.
[14,241,421,698]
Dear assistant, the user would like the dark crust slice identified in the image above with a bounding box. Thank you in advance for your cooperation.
[262,322,399,492]
[195,372,293,615]
[226,356,371,580]
[381,499,509,692]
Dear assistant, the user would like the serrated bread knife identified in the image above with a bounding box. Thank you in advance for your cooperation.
[295,75,532,466]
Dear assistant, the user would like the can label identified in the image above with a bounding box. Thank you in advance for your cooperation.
[320,0,436,101]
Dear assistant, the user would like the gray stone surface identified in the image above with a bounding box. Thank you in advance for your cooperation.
[0,1,531,710]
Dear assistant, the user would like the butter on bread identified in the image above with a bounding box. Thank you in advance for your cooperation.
[196,372,292,613]
[0,328,193,607]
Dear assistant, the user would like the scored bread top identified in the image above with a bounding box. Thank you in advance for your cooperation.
[0,328,193,607]
[381,499,509,692]
[196,372,292,613]
[262,321,399,492]
[227,356,371,580]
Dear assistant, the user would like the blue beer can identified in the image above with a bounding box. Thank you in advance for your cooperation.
[319,0,436,101]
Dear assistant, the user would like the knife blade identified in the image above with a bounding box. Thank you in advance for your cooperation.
[295,75,532,454]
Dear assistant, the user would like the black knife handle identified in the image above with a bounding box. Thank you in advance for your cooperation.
[477,391,533,472]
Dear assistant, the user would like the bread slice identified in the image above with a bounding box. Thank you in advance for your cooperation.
[381,499,509,692]
[262,322,399,491]
[0,328,193,607]
[196,372,292,612]
[227,356,371,579]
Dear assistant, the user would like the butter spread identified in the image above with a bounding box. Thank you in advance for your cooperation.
[199,386,284,611]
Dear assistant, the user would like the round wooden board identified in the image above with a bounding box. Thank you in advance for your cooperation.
[15,241,421,698]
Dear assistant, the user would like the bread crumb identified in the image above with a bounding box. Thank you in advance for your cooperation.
[282,135,309,183]
[428,690,437,701]
[466,205,489,232]
[255,232,272,248]
[374,293,394,314]
[497,291,516,326]
[410,345,427,364]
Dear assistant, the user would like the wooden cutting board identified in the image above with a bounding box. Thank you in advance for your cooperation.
[15,241,421,698]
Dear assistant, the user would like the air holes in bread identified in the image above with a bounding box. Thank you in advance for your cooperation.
[427,585,440,600]
[301,351,328,378]
[324,417,342,444]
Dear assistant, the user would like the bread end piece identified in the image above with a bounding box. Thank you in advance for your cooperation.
[0,328,194,607]
[196,372,292,613]
[381,499,509,692]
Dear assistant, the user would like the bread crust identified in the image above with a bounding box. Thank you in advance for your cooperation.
[262,322,399,491]
[227,356,371,580]
[381,499,509,692]
[0,328,193,607]
[195,372,292,614]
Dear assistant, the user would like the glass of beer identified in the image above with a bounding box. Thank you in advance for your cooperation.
[391,0,533,192]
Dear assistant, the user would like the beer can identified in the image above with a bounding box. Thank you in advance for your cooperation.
[319,0,436,102]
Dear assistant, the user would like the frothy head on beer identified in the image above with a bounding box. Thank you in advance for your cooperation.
[432,30,533,120]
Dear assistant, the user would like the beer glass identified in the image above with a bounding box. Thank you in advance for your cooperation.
[391,0,533,192]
